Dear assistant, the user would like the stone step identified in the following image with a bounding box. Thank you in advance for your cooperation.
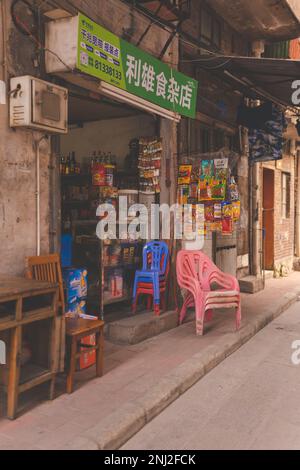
[105,310,179,345]
[239,276,264,294]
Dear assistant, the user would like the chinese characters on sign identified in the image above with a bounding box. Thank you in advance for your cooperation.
[77,14,198,118]
[125,56,194,111]
[81,23,120,61]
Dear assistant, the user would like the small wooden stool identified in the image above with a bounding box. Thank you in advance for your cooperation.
[65,317,104,394]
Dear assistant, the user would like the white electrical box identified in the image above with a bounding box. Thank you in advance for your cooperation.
[10,75,68,133]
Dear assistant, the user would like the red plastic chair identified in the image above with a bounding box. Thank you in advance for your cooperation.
[133,242,169,315]
[135,282,167,315]
[133,258,170,316]
[176,250,241,336]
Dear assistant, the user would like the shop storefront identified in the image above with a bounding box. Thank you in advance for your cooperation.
[45,13,198,336]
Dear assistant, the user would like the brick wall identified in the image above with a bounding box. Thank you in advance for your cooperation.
[262,154,295,272]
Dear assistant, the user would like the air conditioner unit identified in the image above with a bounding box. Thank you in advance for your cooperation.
[10,75,68,134]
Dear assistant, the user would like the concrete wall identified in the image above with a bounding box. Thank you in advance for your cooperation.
[58,0,179,66]
[0,0,51,276]
[0,0,179,276]
[209,0,300,40]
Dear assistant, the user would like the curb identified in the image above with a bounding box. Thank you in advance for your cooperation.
[81,290,300,450]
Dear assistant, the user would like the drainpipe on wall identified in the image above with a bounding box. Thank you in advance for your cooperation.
[251,40,265,276]
[35,135,49,256]
[0,0,8,104]
[0,0,7,82]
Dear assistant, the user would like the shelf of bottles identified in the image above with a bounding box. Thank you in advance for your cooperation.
[60,147,142,314]
[60,150,119,233]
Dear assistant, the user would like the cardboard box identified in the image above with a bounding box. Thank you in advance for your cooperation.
[78,314,98,370]
[63,268,88,304]
[65,299,87,318]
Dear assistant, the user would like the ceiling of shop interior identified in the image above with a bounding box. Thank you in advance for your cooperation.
[208,0,300,40]
[68,95,141,125]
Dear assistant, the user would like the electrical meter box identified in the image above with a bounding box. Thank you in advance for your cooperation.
[10,75,68,133]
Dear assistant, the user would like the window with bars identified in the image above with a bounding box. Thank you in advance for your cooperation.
[282,172,291,219]
[180,119,239,156]
[199,6,222,49]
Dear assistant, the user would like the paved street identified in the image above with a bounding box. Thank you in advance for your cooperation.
[0,273,300,450]
[123,302,300,451]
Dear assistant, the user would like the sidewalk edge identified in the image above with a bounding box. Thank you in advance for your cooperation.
[81,291,300,450]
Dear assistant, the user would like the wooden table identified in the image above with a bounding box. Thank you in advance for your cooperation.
[0,277,59,419]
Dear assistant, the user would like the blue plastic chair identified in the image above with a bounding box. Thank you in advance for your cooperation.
[132,241,170,314]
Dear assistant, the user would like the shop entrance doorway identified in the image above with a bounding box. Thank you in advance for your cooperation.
[263,168,275,270]
[58,86,162,331]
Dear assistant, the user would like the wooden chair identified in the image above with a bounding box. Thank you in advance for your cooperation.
[25,255,65,309]
[25,254,105,394]
[25,254,66,373]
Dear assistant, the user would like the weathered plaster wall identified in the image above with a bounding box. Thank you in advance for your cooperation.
[57,0,179,66]
[208,0,300,40]
[0,0,51,276]
[0,0,179,275]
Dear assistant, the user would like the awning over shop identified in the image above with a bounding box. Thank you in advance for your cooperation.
[194,55,300,108]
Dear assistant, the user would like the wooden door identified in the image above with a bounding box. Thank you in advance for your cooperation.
[263,168,275,270]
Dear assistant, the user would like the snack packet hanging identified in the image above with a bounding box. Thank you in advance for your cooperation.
[232,201,241,222]
[177,185,189,205]
[214,203,222,220]
[222,201,233,219]
[199,179,212,201]
[196,204,205,237]
[214,158,228,180]
[222,217,233,235]
[211,180,226,200]
[178,165,192,185]
[210,221,222,232]
[205,204,214,223]
[229,177,239,202]
[189,182,198,201]
[201,160,214,178]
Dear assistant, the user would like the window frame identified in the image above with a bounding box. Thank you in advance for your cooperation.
[199,6,222,49]
[281,172,291,220]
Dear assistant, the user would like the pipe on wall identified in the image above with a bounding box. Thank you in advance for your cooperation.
[250,41,265,276]
[35,135,49,256]
[0,0,8,83]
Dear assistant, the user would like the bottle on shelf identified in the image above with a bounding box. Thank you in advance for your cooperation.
[98,151,104,163]
[65,153,71,175]
[60,155,66,175]
[70,151,76,174]
[75,158,81,175]
[105,152,115,187]
[90,151,96,173]
[63,214,71,233]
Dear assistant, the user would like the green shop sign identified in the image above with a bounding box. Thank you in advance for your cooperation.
[77,14,198,118]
